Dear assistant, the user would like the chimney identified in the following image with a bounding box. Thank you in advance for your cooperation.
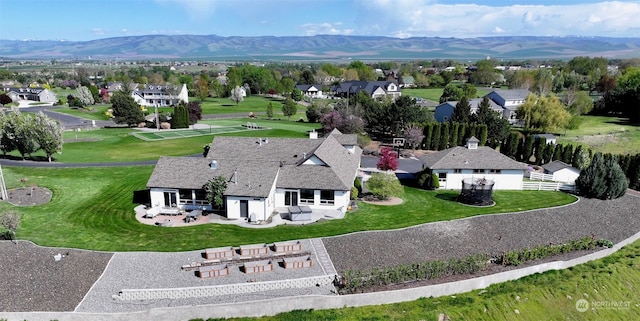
[209,160,218,170]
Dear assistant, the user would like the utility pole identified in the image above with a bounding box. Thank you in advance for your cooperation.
[0,163,8,200]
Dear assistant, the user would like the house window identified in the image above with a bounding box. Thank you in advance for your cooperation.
[320,190,334,205]
[179,189,192,202]
[489,169,502,174]
[299,189,314,205]
[438,172,447,182]
[454,169,462,173]
[473,169,485,174]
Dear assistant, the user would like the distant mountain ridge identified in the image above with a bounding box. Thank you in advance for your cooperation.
[1,35,639,60]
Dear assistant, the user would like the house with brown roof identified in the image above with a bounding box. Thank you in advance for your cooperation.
[146,129,362,222]
[418,137,526,190]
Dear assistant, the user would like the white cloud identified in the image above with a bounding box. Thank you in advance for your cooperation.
[91,28,107,36]
[353,0,640,37]
[300,22,354,36]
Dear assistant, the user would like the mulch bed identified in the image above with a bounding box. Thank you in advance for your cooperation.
[5,187,52,206]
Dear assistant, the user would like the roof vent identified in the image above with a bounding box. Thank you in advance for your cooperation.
[209,160,218,170]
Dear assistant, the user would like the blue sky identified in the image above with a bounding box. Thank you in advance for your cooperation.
[1,0,639,41]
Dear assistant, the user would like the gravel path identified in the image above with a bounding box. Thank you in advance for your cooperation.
[324,194,640,273]
[0,242,112,312]
[2,193,640,313]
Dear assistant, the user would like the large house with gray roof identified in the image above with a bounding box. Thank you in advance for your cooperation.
[331,81,401,100]
[146,129,362,221]
[132,84,189,107]
[5,87,57,104]
[434,89,531,124]
[419,137,526,190]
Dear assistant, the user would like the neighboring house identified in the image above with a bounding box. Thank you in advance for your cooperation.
[331,81,401,100]
[542,160,580,183]
[132,84,189,107]
[434,98,503,122]
[146,129,362,222]
[534,133,557,145]
[5,87,57,104]
[400,76,415,88]
[418,137,526,190]
[295,84,324,98]
[484,89,531,123]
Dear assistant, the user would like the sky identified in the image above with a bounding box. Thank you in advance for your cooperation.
[1,0,640,41]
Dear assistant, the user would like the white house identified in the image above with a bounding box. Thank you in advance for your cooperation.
[132,83,189,107]
[542,160,580,184]
[418,137,526,190]
[295,84,323,98]
[484,89,531,123]
[331,81,401,100]
[5,87,57,104]
[146,129,362,222]
[434,98,503,122]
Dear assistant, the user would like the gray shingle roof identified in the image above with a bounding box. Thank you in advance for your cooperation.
[419,146,526,170]
[147,131,362,196]
[488,89,531,101]
[542,160,577,173]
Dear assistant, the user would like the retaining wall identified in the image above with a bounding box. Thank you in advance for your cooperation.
[4,230,640,321]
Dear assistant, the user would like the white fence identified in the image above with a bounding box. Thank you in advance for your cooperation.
[529,172,554,181]
[522,181,576,192]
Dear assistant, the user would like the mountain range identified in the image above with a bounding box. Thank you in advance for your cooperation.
[1,35,640,61]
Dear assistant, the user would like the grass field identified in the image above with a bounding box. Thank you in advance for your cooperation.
[0,165,575,251]
[556,115,640,155]
[219,238,640,321]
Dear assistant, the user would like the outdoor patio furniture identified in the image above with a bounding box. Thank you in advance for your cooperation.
[144,207,160,218]
[239,244,268,256]
[243,260,273,274]
[273,240,302,253]
[289,206,312,221]
[184,210,202,223]
[198,264,229,278]
[156,219,173,227]
[160,207,181,215]
[283,256,312,269]
[205,246,235,260]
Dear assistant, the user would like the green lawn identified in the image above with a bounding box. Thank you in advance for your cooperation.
[556,115,640,154]
[1,165,576,252]
[222,238,640,321]
[52,104,112,121]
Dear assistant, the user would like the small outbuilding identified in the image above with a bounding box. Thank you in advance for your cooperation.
[542,160,580,183]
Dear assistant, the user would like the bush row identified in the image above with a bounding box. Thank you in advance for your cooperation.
[494,236,613,266]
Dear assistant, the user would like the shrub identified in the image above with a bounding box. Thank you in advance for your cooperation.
[366,173,403,200]
[350,186,359,200]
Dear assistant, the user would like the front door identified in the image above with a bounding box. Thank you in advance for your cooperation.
[240,200,248,218]
[163,191,177,207]
[285,191,298,206]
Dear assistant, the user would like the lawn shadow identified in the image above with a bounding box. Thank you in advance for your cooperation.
[434,192,460,202]
[604,118,640,127]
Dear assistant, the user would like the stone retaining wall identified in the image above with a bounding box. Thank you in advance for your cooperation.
[112,275,336,301]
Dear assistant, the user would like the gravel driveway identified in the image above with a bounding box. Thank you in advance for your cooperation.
[324,194,640,273]
[1,193,639,313]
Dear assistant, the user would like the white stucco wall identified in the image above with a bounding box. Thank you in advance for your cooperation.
[275,188,350,211]
[435,169,524,190]
[226,197,267,221]
[553,168,580,183]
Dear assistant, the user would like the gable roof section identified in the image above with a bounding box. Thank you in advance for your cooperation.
[419,146,525,170]
[487,89,531,101]
[542,160,578,174]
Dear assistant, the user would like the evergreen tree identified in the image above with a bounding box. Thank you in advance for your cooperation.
[450,122,460,147]
[627,154,640,190]
[576,153,628,200]
[431,122,441,150]
[533,137,546,165]
[422,123,434,150]
[439,122,450,150]
[111,91,144,126]
[522,135,535,162]
[562,144,575,164]
[451,97,471,123]
[477,124,488,146]
[172,103,189,129]
[266,102,274,118]
[572,145,591,170]
[203,176,227,209]
[553,143,564,162]
[503,132,520,159]
[458,122,468,145]
[542,143,555,164]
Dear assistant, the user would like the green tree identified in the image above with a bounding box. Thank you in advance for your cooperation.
[210,80,223,101]
[111,91,144,126]
[422,123,434,150]
[0,93,12,107]
[278,77,295,96]
[572,145,591,170]
[195,73,210,102]
[517,94,571,132]
[291,88,303,101]
[76,86,95,106]
[12,110,39,159]
[203,176,227,209]
[366,173,404,200]
[439,122,449,150]
[521,134,535,162]
[267,102,274,119]
[281,97,297,120]
[451,97,471,123]
[33,112,63,162]
[439,83,463,103]
[576,153,628,200]
[431,122,441,150]
[187,101,202,126]
[172,103,189,129]
[502,132,520,159]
